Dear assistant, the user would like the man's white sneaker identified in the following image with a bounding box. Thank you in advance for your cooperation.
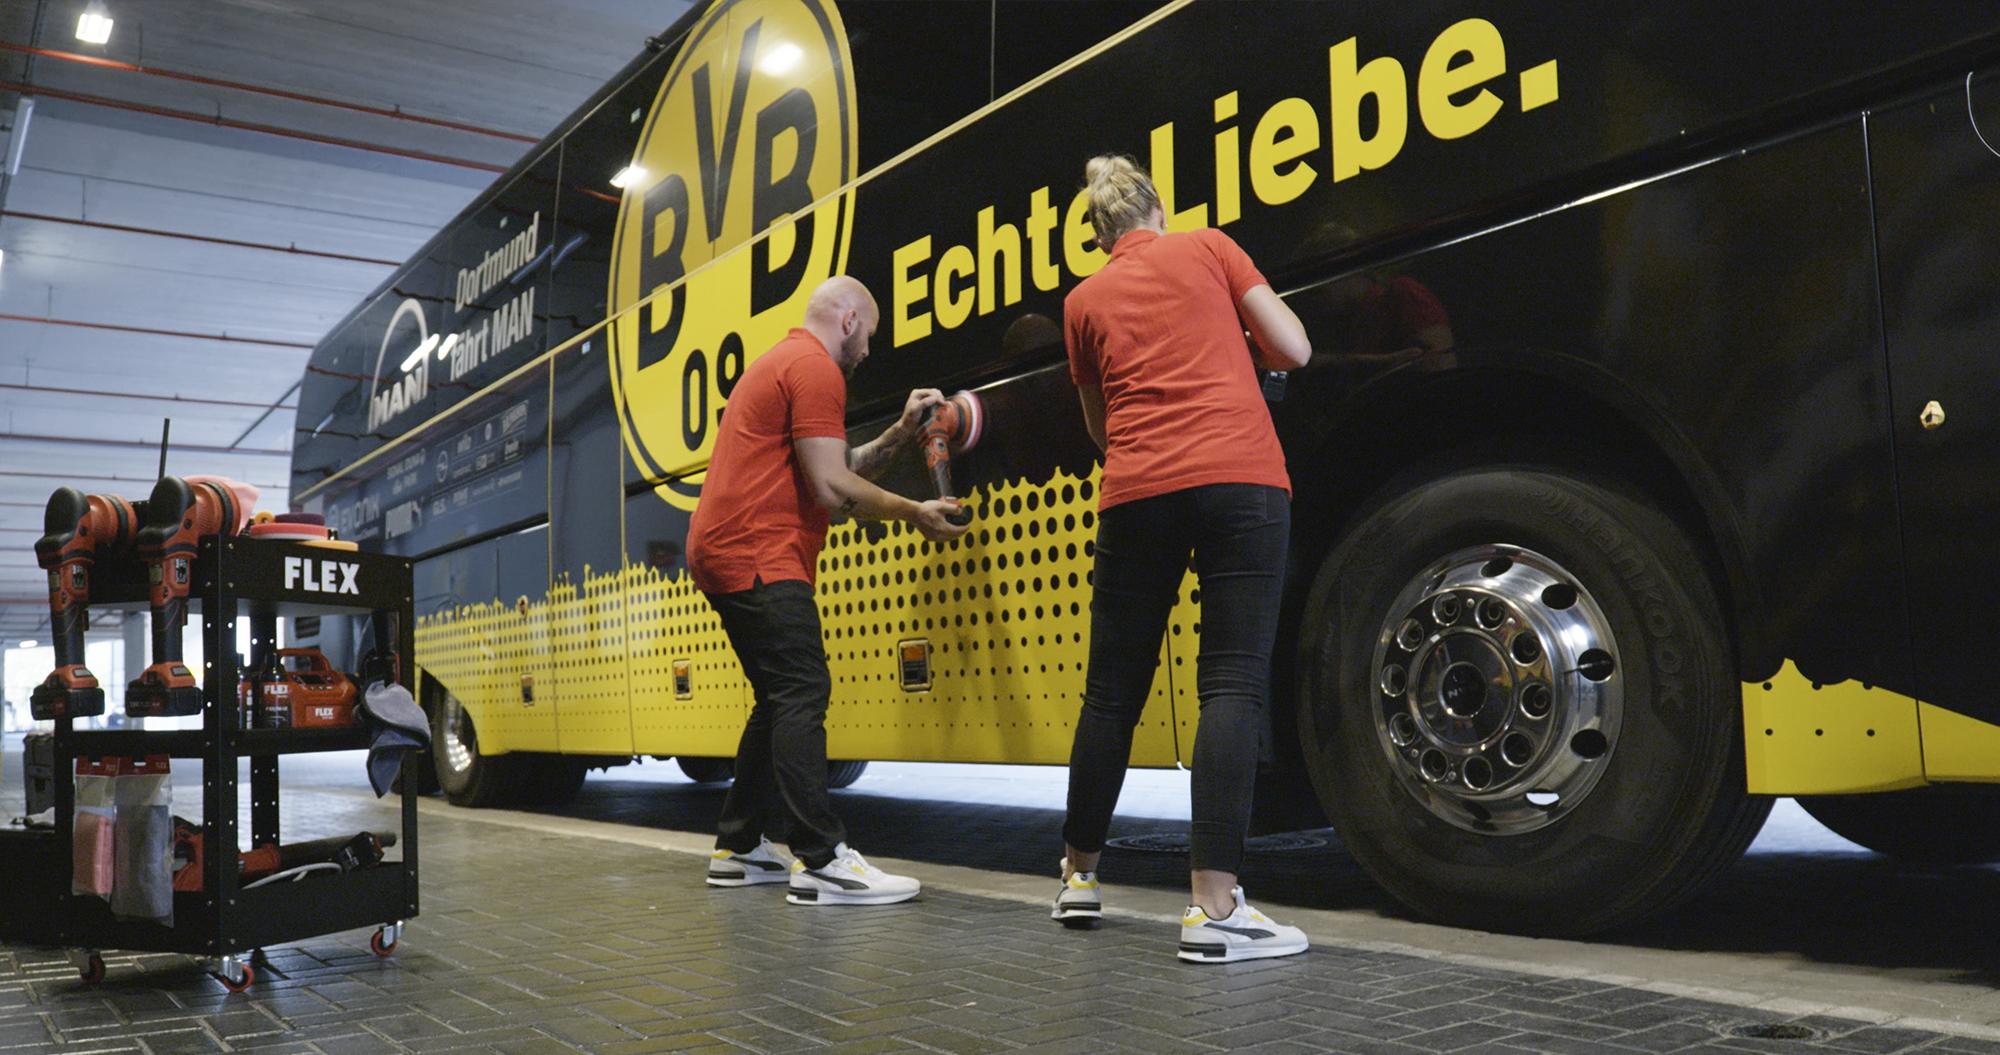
[1177,887,1308,963]
[786,844,920,906]
[1050,857,1102,929]
[705,837,794,887]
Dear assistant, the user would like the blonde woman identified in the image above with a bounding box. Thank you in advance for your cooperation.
[1054,155,1313,962]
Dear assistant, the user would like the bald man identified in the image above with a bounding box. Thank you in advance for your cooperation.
[690,276,968,905]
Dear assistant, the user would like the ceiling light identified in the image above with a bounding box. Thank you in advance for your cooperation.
[609,164,647,190]
[75,8,113,45]
[398,332,439,372]
[4,97,33,177]
[19,639,38,649]
[758,43,803,76]
[0,249,7,270]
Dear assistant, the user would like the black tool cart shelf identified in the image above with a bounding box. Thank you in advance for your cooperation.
[20,534,420,991]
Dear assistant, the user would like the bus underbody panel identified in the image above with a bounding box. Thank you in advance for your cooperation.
[1743,662,2000,793]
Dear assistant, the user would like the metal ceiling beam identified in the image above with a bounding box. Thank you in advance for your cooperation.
[0,312,315,349]
[0,469,288,487]
[0,40,541,144]
[0,381,297,411]
[0,432,289,457]
[0,78,510,173]
[0,209,401,266]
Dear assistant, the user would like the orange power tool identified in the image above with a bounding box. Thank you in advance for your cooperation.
[127,476,242,718]
[31,488,140,719]
[919,391,984,526]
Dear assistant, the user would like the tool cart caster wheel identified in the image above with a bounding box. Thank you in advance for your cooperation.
[78,953,105,985]
[370,928,398,958]
[214,961,254,993]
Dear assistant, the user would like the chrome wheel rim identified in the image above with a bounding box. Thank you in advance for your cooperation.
[440,693,476,778]
[1370,545,1622,834]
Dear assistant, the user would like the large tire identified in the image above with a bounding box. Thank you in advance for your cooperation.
[1798,787,2000,863]
[432,689,529,807]
[826,761,869,789]
[1297,466,1771,936]
[677,757,736,784]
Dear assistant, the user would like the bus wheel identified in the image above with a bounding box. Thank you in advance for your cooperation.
[827,761,869,789]
[677,757,736,784]
[1297,466,1770,936]
[1798,787,2000,863]
[433,689,523,807]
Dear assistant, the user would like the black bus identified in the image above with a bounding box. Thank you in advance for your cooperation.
[290,0,2000,934]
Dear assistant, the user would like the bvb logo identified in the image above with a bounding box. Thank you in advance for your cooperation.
[607,0,857,510]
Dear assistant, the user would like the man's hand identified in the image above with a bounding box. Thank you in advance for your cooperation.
[894,388,947,441]
[910,498,969,542]
[851,388,946,480]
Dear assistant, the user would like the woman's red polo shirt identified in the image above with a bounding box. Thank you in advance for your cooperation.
[1063,228,1291,510]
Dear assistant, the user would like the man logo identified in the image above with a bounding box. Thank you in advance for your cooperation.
[606,0,857,511]
[366,298,431,433]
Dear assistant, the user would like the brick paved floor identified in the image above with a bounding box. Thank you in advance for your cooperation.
[6,776,2000,1055]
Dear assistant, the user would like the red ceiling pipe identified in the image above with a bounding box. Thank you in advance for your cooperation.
[0,78,510,174]
[0,40,540,144]
[0,381,297,411]
[0,312,315,349]
[0,210,401,266]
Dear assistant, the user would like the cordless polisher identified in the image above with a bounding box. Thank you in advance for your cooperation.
[919,391,985,526]
[127,476,247,717]
[31,488,141,719]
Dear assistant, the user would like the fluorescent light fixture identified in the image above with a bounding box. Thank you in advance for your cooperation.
[0,249,7,270]
[4,97,33,177]
[609,164,647,190]
[398,332,439,372]
[75,10,113,45]
[435,331,459,360]
[758,42,803,76]
[19,639,38,649]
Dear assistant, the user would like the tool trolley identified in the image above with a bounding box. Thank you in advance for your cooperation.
[0,534,419,991]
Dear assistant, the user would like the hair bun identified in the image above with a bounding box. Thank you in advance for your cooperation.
[1082,154,1160,246]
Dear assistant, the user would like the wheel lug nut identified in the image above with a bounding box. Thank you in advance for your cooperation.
[1431,594,1463,625]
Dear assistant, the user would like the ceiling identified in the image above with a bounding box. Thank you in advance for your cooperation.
[0,0,693,642]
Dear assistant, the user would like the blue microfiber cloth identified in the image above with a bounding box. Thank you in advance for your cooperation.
[360,682,430,797]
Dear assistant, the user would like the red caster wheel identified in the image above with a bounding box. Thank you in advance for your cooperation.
[370,922,403,958]
[77,953,105,985]
[213,959,254,993]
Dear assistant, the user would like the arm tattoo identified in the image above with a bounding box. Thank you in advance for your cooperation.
[847,425,912,481]
[836,496,861,519]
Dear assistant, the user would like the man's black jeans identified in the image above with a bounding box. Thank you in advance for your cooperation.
[1062,483,1290,875]
[707,578,847,869]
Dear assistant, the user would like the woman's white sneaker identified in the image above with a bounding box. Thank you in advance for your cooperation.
[706,837,795,887]
[1051,857,1103,929]
[1048,863,1112,927]
[1177,887,1308,963]
[786,844,920,905]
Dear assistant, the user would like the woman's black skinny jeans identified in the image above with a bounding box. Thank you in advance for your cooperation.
[1062,482,1290,875]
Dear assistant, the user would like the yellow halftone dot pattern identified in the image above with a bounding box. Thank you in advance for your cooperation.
[545,569,633,755]
[417,466,1198,766]
[812,468,1187,766]
[416,593,558,753]
[627,561,751,758]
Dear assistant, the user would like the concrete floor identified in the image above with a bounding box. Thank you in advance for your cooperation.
[4,738,2000,1054]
